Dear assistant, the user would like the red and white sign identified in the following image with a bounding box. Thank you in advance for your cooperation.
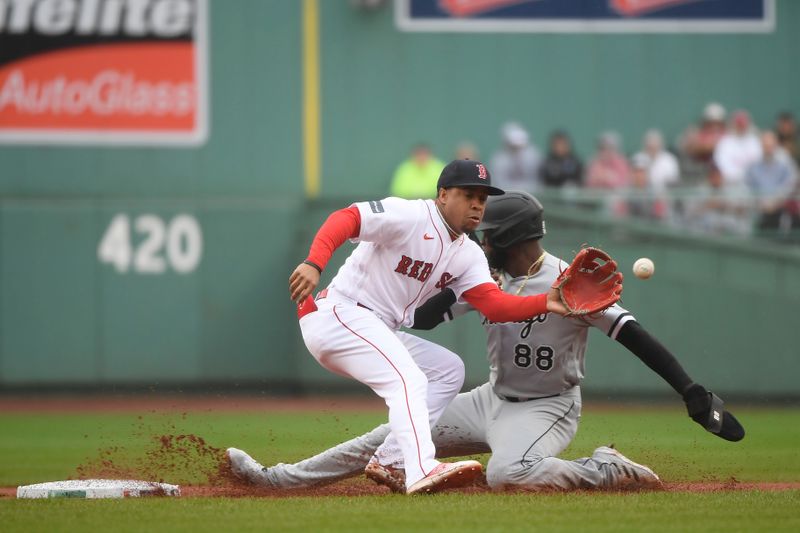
[0,0,208,145]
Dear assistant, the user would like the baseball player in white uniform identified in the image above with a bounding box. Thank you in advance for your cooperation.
[239,162,573,494]
[227,192,744,492]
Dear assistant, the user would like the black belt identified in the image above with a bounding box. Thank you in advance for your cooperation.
[316,288,372,311]
[497,392,560,403]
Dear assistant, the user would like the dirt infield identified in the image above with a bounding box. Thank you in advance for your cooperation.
[4,480,800,499]
[3,395,798,499]
[3,421,799,499]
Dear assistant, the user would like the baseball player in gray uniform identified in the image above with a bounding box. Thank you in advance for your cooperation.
[228,192,744,492]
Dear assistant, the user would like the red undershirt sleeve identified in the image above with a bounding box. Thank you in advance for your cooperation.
[305,206,361,271]
[462,282,549,322]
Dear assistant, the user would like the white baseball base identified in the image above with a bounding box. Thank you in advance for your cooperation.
[16,479,180,499]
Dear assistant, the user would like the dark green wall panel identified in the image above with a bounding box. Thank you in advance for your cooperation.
[2,2,799,395]
[0,204,99,383]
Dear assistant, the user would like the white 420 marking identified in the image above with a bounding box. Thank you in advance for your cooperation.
[98,214,203,274]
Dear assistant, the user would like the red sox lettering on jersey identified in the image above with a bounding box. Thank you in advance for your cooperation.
[328,198,493,330]
[395,255,434,282]
[395,255,459,289]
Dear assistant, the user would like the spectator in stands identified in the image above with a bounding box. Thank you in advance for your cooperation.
[746,131,797,233]
[454,141,479,161]
[586,131,630,189]
[775,111,799,165]
[713,110,762,186]
[684,163,751,237]
[627,153,669,222]
[679,102,727,167]
[489,121,541,192]
[389,143,445,199]
[539,130,583,188]
[635,129,680,191]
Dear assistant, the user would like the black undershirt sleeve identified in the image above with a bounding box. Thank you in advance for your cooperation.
[615,321,693,395]
[411,289,457,330]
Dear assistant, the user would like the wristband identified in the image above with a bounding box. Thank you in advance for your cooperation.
[303,260,323,274]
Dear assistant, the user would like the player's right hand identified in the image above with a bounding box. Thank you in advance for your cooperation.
[289,263,321,304]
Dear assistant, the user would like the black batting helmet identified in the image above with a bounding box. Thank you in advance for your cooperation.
[477,191,545,250]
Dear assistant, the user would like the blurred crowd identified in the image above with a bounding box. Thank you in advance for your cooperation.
[389,104,800,243]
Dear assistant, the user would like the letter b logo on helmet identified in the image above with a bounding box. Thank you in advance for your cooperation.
[476,191,545,250]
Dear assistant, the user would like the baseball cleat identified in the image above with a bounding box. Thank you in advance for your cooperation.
[364,461,406,494]
[406,460,483,495]
[592,446,663,490]
[225,447,273,487]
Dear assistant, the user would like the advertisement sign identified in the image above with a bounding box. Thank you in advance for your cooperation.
[396,0,775,33]
[0,0,208,145]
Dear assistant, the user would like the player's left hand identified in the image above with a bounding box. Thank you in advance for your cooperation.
[289,263,321,304]
[546,287,570,316]
[682,383,745,442]
[551,247,623,317]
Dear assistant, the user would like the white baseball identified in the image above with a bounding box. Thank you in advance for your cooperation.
[633,258,655,279]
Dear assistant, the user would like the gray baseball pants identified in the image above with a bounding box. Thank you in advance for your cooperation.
[263,383,614,490]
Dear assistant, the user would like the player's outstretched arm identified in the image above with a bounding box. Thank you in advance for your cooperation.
[615,321,745,442]
[462,282,567,322]
[413,283,569,330]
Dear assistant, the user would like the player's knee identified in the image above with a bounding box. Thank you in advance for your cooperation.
[402,366,429,396]
[442,353,465,389]
[424,345,465,387]
[486,456,550,490]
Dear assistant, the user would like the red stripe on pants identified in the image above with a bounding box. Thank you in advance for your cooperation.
[332,305,428,477]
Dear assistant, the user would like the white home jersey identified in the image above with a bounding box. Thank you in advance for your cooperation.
[446,253,634,399]
[328,197,495,330]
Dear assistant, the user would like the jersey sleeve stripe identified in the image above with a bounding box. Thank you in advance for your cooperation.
[607,312,634,340]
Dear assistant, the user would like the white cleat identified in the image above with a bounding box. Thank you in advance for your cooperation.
[225,447,273,487]
[406,460,483,495]
[592,446,663,490]
[364,461,406,494]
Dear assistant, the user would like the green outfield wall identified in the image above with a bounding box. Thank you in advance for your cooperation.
[1,1,799,396]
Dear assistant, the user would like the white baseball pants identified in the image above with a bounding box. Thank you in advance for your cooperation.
[299,293,465,487]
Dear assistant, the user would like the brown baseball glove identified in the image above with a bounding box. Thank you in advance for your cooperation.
[552,247,623,317]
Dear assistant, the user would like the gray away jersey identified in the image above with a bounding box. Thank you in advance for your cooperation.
[449,253,634,399]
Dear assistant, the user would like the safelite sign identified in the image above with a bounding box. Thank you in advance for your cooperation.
[0,0,208,145]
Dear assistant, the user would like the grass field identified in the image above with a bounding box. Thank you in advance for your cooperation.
[0,399,798,532]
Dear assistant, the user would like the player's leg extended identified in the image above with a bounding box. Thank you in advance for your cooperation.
[265,385,493,491]
[253,386,491,492]
[371,332,466,468]
[263,424,391,489]
[484,386,607,490]
[300,302,439,487]
[256,383,493,491]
